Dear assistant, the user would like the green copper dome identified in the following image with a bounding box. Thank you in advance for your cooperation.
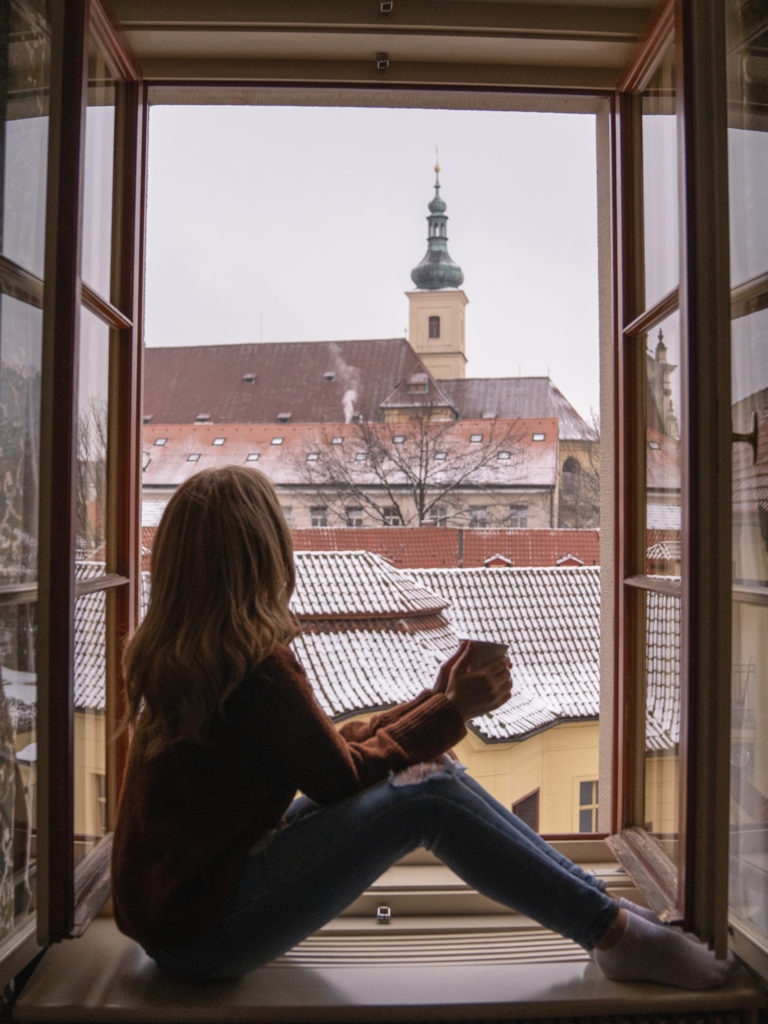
[410,165,464,291]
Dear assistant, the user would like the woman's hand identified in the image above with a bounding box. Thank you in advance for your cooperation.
[434,643,513,722]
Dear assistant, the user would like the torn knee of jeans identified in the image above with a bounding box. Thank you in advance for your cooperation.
[389,754,465,787]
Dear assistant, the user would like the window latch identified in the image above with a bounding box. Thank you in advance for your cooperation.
[732,410,759,464]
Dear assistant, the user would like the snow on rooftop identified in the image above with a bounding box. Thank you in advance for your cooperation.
[647,503,682,530]
[63,553,679,748]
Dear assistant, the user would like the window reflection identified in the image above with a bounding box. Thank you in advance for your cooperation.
[74,588,107,858]
[0,297,42,587]
[76,310,110,570]
[643,589,680,842]
[645,311,681,575]
[0,0,49,278]
[0,602,37,937]
[81,37,116,298]
[641,41,679,310]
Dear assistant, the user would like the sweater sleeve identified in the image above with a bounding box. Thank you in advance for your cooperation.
[252,645,466,806]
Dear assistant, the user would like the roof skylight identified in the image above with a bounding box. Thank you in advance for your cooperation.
[212,437,226,445]
[246,453,260,461]
[187,453,201,462]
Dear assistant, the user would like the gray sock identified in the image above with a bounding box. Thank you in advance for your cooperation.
[593,911,737,989]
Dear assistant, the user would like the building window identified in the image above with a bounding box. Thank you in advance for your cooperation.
[246,452,260,462]
[434,451,447,461]
[429,504,448,527]
[212,437,226,446]
[242,372,256,383]
[428,315,440,338]
[497,450,511,460]
[187,453,201,462]
[153,437,167,446]
[383,505,402,526]
[469,433,483,443]
[532,432,545,441]
[271,437,284,445]
[282,506,293,525]
[578,780,599,833]
[392,435,405,444]
[345,506,363,527]
[277,411,291,423]
[507,504,528,528]
[310,506,328,528]
[324,371,336,382]
[331,436,343,445]
[195,413,210,422]
[354,451,366,461]
[306,452,319,461]
[513,790,540,833]
[469,506,488,528]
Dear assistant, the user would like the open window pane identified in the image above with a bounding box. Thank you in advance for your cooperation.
[0,601,37,940]
[0,296,42,587]
[643,588,680,847]
[76,310,110,572]
[73,589,107,860]
[641,39,678,311]
[728,0,768,954]
[0,0,49,279]
[81,36,116,299]
[645,310,681,574]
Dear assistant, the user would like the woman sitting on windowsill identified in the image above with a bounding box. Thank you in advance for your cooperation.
[111,466,735,987]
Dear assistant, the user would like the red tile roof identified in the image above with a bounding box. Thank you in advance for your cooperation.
[290,526,599,568]
[143,341,595,441]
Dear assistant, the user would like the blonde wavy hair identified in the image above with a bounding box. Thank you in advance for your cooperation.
[122,466,298,759]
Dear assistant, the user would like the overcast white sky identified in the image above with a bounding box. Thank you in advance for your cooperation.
[144,104,600,422]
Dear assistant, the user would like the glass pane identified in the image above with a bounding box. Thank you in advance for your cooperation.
[645,310,681,574]
[81,38,116,298]
[728,2,768,946]
[0,296,42,586]
[73,590,107,858]
[0,0,50,278]
[643,588,681,844]
[0,601,38,938]
[642,41,679,310]
[75,309,110,571]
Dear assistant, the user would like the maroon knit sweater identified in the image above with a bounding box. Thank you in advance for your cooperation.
[111,643,466,948]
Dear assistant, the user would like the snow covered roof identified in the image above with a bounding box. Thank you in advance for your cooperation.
[141,418,558,490]
[65,553,678,749]
[647,503,681,530]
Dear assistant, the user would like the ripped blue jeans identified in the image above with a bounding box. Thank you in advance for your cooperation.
[148,760,618,980]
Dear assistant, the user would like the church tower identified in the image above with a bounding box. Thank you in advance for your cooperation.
[407,164,468,380]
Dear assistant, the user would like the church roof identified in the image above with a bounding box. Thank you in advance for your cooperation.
[143,339,427,426]
[438,377,596,442]
[143,343,594,441]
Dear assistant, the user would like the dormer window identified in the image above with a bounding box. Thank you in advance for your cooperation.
[153,437,167,446]
[324,371,336,382]
[331,436,343,445]
[434,451,447,461]
[532,432,545,441]
[242,373,256,383]
[246,453,260,462]
[277,412,291,423]
[212,437,226,446]
[143,414,153,424]
[271,437,284,445]
[407,372,429,394]
[469,433,483,443]
[648,440,661,449]
[497,450,511,460]
[393,435,405,444]
[306,452,319,461]
[187,453,201,462]
[354,451,366,461]
[195,413,210,422]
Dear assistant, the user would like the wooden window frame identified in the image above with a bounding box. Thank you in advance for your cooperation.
[37,0,144,947]
[608,0,732,953]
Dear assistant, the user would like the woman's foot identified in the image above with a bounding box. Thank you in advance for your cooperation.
[593,909,737,989]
